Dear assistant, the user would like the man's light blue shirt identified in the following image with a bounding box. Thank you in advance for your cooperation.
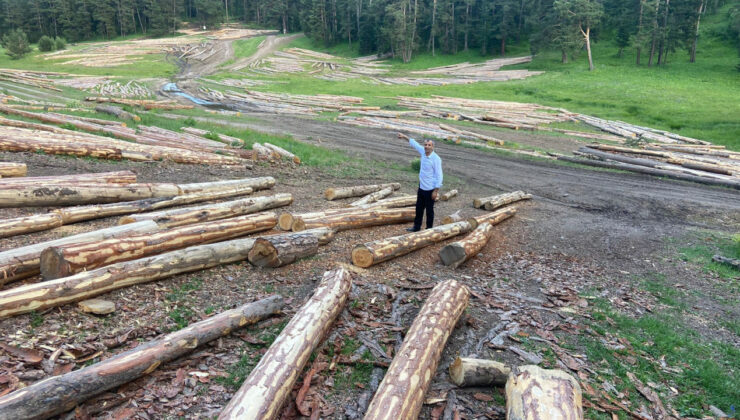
[409,138,443,191]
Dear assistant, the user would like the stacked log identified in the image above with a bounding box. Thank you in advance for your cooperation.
[94,104,140,121]
[364,280,470,420]
[181,127,245,147]
[263,142,301,164]
[119,193,292,228]
[439,207,516,268]
[0,162,26,177]
[505,365,583,420]
[449,357,511,387]
[473,191,532,210]
[0,170,136,187]
[252,143,278,159]
[350,187,394,207]
[0,221,158,286]
[40,212,278,279]
[247,232,319,268]
[0,182,183,208]
[177,177,275,194]
[219,268,352,419]
[0,213,64,239]
[293,207,415,232]
[85,97,194,110]
[364,194,417,209]
[0,296,284,420]
[351,220,475,268]
[325,183,401,201]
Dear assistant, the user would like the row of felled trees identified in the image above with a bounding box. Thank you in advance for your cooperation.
[0,0,736,68]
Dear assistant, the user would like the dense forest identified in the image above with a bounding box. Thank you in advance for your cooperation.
[0,0,738,66]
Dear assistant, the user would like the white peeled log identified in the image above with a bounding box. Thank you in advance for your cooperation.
[263,142,301,164]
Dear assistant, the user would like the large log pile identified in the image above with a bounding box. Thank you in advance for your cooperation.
[505,365,583,420]
[352,220,475,268]
[439,207,516,268]
[0,221,158,286]
[219,268,352,419]
[325,183,401,201]
[0,296,284,419]
[40,212,278,279]
[364,280,470,420]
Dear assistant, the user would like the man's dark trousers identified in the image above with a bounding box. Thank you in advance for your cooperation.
[413,187,435,230]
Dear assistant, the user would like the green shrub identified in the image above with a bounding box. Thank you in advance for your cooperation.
[411,158,420,172]
[37,35,55,52]
[1,29,32,59]
[54,37,67,50]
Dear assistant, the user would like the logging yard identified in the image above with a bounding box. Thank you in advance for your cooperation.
[0,23,738,420]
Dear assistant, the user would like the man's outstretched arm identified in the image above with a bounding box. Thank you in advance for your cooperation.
[397,132,424,155]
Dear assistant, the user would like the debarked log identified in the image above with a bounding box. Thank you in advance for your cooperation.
[293,207,415,232]
[350,187,394,207]
[0,136,126,161]
[0,296,284,420]
[0,213,63,239]
[351,220,475,268]
[218,268,352,420]
[439,208,516,268]
[0,183,182,208]
[94,104,140,121]
[248,232,319,268]
[505,365,583,420]
[324,183,401,201]
[439,189,458,201]
[473,191,531,210]
[0,221,159,286]
[0,170,137,187]
[40,212,277,279]
[448,357,511,387]
[364,280,470,420]
[0,162,27,177]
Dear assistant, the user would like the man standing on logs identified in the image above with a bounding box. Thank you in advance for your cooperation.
[398,133,443,232]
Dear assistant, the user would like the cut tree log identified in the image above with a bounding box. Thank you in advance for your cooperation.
[248,232,319,268]
[293,207,415,232]
[0,162,27,177]
[0,136,127,161]
[439,189,458,201]
[263,142,301,164]
[94,104,140,121]
[449,357,511,387]
[364,194,416,209]
[181,127,245,147]
[441,210,463,225]
[0,170,137,188]
[0,296,284,419]
[439,208,516,268]
[351,220,475,268]
[364,280,470,420]
[0,182,182,208]
[119,193,292,228]
[325,183,401,201]
[0,221,158,286]
[252,142,278,159]
[712,255,740,269]
[177,177,275,194]
[40,212,277,279]
[505,365,583,420]
[472,207,517,225]
[473,191,531,210]
[0,213,63,239]
[350,187,394,207]
[219,268,351,419]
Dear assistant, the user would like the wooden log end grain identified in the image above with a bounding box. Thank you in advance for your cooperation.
[351,245,374,268]
[438,242,468,268]
[39,246,73,280]
[277,213,294,231]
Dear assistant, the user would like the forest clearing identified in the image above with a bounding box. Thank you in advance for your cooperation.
[0,1,738,418]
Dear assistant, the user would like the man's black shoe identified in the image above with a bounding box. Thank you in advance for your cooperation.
[406,227,420,232]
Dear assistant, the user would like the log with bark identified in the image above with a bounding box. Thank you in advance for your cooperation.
[248,232,319,268]
[0,162,27,177]
[0,221,158,286]
[351,220,475,268]
[119,193,292,228]
[0,170,137,188]
[712,255,740,269]
[439,189,458,201]
[263,142,301,164]
[177,177,275,194]
[0,182,182,208]
[364,194,416,209]
[252,142,278,159]
[0,135,128,161]
[0,213,64,239]
[439,208,516,268]
[364,280,470,420]
[0,296,284,420]
[441,210,463,225]
[40,212,277,279]
[293,207,415,232]
[350,187,394,207]
[473,191,531,210]
[505,365,583,420]
[219,268,352,419]
[181,127,245,147]
[324,183,401,201]
[449,357,511,387]
[94,104,140,121]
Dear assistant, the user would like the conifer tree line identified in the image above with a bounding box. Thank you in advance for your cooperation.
[0,0,737,66]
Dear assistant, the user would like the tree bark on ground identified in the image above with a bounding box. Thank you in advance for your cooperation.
[324,183,401,201]
[448,357,511,387]
[0,296,284,419]
[505,365,583,420]
[364,280,470,420]
[219,268,352,419]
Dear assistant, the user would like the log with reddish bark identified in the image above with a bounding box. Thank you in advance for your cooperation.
[0,296,284,420]
[439,208,516,268]
[473,191,531,210]
[263,142,301,164]
[293,207,415,232]
[439,189,458,201]
[350,187,394,207]
[0,182,182,208]
[0,136,128,161]
[0,213,64,239]
[248,232,319,268]
[40,212,277,279]
[364,280,470,420]
[324,183,401,201]
[505,365,583,420]
[119,193,292,228]
[219,268,352,419]
[0,170,137,188]
[0,221,158,286]
[351,220,475,268]
[0,162,27,177]
[449,357,511,387]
